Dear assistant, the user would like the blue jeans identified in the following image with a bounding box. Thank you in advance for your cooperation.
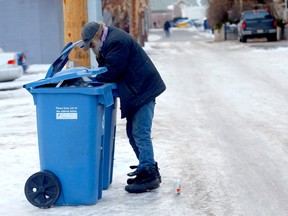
[126,100,156,172]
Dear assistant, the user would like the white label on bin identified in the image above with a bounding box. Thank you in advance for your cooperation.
[56,107,78,120]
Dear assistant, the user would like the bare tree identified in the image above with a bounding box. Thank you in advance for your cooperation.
[206,0,230,29]
[206,0,275,29]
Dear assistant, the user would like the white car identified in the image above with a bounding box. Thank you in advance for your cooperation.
[0,51,24,82]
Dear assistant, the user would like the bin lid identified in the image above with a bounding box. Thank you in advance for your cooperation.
[24,67,107,89]
[45,40,83,78]
[24,40,109,89]
[23,40,118,101]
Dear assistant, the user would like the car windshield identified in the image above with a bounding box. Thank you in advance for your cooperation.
[243,10,270,19]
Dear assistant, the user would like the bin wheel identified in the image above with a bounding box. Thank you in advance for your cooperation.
[24,171,61,208]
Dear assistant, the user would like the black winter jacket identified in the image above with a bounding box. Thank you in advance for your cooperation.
[95,27,166,118]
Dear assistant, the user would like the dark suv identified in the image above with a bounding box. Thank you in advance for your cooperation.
[237,10,277,42]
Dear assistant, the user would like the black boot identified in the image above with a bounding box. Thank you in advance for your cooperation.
[127,163,162,185]
[125,165,160,193]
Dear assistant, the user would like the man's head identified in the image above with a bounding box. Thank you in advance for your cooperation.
[81,22,104,51]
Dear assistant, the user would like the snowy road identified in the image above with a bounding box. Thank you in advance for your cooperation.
[150,29,288,215]
[1,28,288,215]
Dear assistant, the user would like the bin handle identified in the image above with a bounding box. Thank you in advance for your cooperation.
[102,84,114,107]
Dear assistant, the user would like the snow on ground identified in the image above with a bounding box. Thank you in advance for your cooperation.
[1,27,288,215]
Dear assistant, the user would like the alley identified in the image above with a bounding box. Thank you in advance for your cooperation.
[1,27,288,216]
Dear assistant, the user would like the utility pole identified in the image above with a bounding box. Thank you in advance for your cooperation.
[138,0,148,46]
[63,0,90,67]
[130,0,139,41]
[285,0,288,20]
[130,0,148,46]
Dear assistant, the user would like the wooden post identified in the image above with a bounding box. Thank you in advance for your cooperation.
[63,0,90,67]
[138,11,144,46]
[130,0,139,41]
[138,0,148,46]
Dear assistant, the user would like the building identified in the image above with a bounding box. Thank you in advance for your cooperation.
[0,0,64,64]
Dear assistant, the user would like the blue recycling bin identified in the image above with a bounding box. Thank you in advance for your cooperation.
[23,41,118,208]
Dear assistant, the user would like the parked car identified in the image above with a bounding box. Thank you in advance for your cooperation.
[177,19,202,28]
[236,9,277,42]
[176,18,189,27]
[0,50,24,82]
[171,17,188,27]
[0,48,27,71]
